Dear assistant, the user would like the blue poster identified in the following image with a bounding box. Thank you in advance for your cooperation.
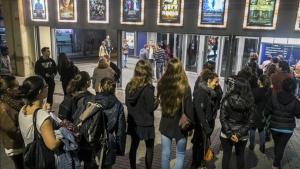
[201,0,226,24]
[122,0,142,23]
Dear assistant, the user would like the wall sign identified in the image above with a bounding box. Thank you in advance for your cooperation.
[198,0,229,28]
[57,0,77,22]
[88,0,109,23]
[121,0,144,25]
[243,0,280,30]
[295,1,300,31]
[157,0,184,26]
[30,0,49,22]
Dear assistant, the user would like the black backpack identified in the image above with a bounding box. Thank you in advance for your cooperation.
[23,108,55,169]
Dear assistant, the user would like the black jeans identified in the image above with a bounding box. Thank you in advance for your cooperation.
[45,78,55,105]
[220,137,247,169]
[271,130,293,168]
[129,135,154,169]
[191,127,205,169]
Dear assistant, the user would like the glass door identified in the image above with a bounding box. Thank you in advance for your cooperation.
[185,35,199,72]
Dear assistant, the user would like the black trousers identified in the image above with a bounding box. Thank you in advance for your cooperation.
[156,62,164,80]
[62,80,69,95]
[271,130,293,168]
[220,137,247,169]
[45,78,55,105]
[10,154,24,169]
[129,135,154,169]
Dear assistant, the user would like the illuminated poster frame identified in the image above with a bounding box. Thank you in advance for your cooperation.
[295,1,300,31]
[87,0,109,23]
[30,0,49,22]
[198,0,229,28]
[121,0,144,25]
[243,0,280,30]
[157,0,184,26]
[57,0,77,22]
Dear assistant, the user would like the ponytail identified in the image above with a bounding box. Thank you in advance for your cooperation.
[19,76,45,105]
[66,71,90,95]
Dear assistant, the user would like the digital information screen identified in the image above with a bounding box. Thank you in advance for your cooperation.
[198,0,228,28]
[88,0,109,23]
[157,0,184,26]
[121,0,144,25]
[243,0,280,30]
[57,0,77,22]
[30,0,49,22]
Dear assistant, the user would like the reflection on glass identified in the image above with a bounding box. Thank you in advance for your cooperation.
[175,34,184,61]
[185,35,199,72]
[220,37,238,77]
[242,38,259,67]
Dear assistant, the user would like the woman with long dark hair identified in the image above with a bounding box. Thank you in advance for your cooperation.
[18,76,61,169]
[219,75,255,169]
[158,58,193,169]
[57,53,79,95]
[249,75,272,153]
[126,59,158,169]
[0,75,24,169]
[265,78,300,169]
[191,70,219,169]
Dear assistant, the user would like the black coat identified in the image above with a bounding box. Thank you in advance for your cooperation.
[58,63,79,83]
[252,87,271,129]
[265,91,300,130]
[110,62,121,82]
[220,93,255,139]
[159,87,194,141]
[34,57,57,80]
[193,81,218,135]
[95,92,126,166]
[126,83,158,127]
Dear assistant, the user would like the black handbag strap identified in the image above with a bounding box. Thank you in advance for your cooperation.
[32,108,42,140]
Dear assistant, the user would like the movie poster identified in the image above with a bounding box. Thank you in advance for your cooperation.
[198,0,228,28]
[121,0,144,25]
[30,0,48,21]
[243,0,280,30]
[88,0,109,23]
[57,0,77,22]
[157,0,184,26]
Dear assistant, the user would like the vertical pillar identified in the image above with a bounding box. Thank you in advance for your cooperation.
[2,0,37,76]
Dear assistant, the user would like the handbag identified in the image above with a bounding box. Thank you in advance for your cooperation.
[23,108,55,169]
[178,98,191,130]
[203,138,214,162]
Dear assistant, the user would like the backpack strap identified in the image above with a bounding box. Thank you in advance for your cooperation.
[32,108,42,140]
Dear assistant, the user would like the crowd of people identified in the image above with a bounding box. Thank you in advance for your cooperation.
[0,44,300,169]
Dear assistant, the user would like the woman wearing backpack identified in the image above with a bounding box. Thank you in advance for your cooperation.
[220,75,255,169]
[96,77,126,169]
[265,78,300,169]
[0,75,24,169]
[18,76,61,169]
[249,75,272,153]
[126,59,159,169]
[158,58,193,169]
[58,71,92,121]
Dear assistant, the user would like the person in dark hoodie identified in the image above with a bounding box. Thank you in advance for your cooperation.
[220,75,255,169]
[264,78,300,169]
[126,59,159,169]
[249,75,272,153]
[191,69,219,169]
[34,47,57,110]
[96,78,126,169]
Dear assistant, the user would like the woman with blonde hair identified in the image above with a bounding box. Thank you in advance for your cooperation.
[158,58,193,169]
[126,59,159,169]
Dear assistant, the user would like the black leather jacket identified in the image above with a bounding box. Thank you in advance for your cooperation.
[95,92,126,166]
[220,93,255,139]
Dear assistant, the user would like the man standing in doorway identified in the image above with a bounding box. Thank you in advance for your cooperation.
[122,38,129,68]
[35,47,57,110]
[154,44,165,80]
[105,35,113,56]
[0,46,12,75]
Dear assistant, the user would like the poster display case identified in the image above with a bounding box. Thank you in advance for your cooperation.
[88,0,109,23]
[57,0,77,22]
[121,0,144,25]
[30,0,49,22]
[157,0,184,26]
[243,0,280,30]
[198,0,229,28]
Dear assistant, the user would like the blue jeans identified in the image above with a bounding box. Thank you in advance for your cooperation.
[123,54,128,67]
[161,135,187,169]
[296,78,300,97]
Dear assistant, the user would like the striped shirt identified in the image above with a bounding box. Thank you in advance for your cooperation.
[154,48,165,63]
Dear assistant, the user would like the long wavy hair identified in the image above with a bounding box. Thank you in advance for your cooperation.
[158,58,189,117]
[127,59,152,94]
